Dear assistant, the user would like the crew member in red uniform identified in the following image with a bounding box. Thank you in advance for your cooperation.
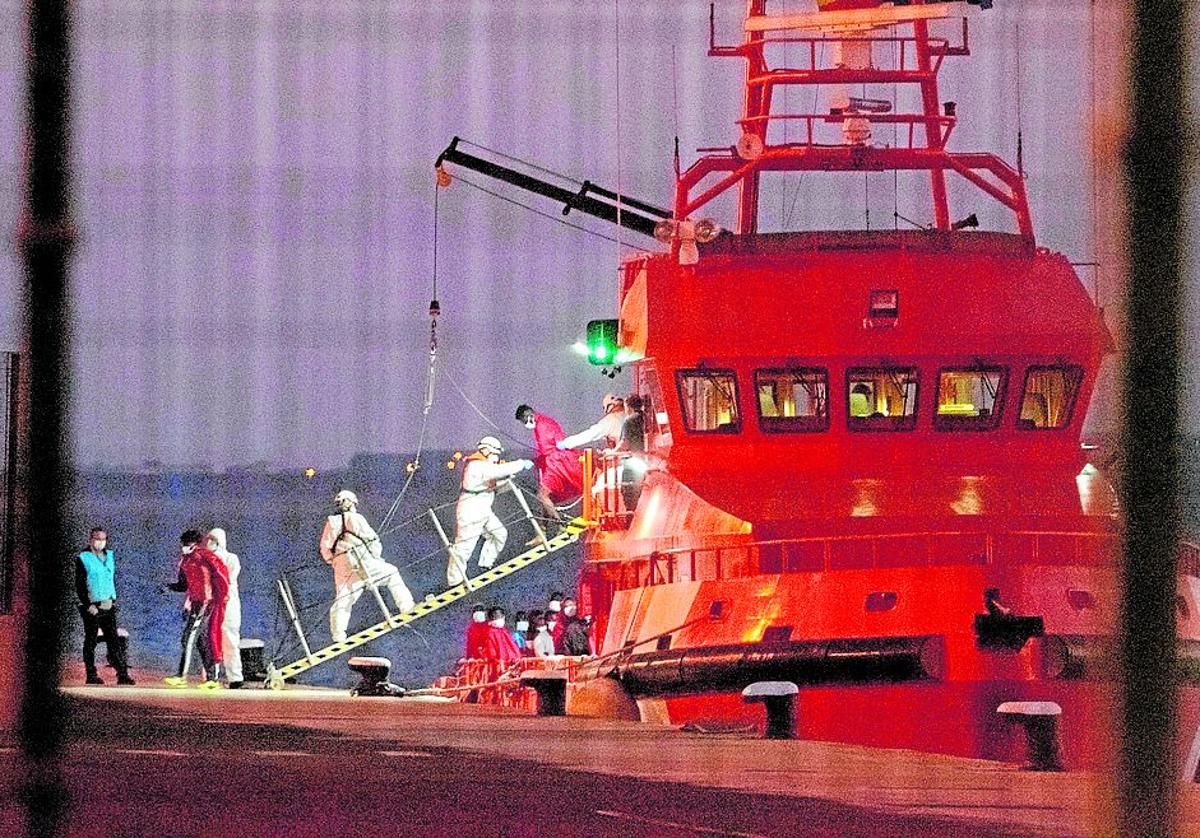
[516,404,582,529]
[163,529,230,689]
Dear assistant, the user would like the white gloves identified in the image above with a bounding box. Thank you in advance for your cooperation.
[518,459,534,471]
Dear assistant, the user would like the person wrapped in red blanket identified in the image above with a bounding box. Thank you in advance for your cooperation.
[163,529,230,689]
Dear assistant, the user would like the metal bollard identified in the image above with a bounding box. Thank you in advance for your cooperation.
[997,701,1063,771]
[742,681,799,740]
[520,671,568,716]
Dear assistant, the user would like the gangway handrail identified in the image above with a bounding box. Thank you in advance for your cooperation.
[264,516,593,688]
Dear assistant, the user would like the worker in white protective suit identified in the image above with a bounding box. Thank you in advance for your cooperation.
[555,393,626,451]
[206,527,245,688]
[446,437,533,588]
[320,489,416,643]
[556,394,627,506]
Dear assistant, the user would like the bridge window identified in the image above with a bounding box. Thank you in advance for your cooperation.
[934,367,1007,431]
[755,368,828,432]
[1018,366,1083,430]
[676,369,740,433]
[846,367,918,431]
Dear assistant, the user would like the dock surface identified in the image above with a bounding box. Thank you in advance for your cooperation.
[3,682,1198,836]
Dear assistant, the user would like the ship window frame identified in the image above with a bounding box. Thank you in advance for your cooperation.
[1016,365,1084,431]
[674,368,742,435]
[845,366,920,433]
[753,367,830,433]
[933,365,1008,432]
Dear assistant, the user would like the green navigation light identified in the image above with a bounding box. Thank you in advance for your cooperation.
[585,319,619,367]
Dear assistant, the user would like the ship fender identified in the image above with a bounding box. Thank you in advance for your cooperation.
[615,636,945,697]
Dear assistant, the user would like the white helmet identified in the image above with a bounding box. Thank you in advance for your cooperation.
[477,436,503,456]
[334,489,358,506]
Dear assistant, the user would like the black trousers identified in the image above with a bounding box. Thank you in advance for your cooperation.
[177,605,217,678]
[80,604,129,676]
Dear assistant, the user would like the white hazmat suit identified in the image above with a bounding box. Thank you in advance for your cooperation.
[206,528,243,684]
[320,503,414,643]
[447,450,533,587]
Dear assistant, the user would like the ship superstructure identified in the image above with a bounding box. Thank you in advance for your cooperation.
[575,0,1124,767]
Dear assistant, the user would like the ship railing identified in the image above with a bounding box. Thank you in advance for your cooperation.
[581,448,645,531]
[734,33,950,75]
[438,656,587,710]
[735,111,957,151]
[732,33,955,77]
[591,529,1131,591]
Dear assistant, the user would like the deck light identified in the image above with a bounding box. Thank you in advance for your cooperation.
[653,218,675,243]
[586,319,620,366]
[694,218,721,243]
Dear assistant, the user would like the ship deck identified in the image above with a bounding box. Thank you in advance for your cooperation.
[5,679,1200,836]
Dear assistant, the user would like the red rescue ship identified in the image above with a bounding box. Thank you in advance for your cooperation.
[440,0,1197,770]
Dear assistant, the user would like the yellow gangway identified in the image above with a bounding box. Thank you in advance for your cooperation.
[265,516,592,689]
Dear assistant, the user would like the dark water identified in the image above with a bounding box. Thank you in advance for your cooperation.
[68,450,581,689]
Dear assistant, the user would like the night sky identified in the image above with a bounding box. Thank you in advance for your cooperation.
[0,1,1196,469]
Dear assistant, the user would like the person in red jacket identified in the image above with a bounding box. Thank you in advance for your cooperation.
[163,529,230,689]
[482,607,523,669]
[516,405,582,528]
[464,603,489,659]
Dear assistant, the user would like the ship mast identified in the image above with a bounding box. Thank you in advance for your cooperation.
[687,0,1030,242]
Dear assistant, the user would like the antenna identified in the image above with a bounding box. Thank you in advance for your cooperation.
[672,45,681,179]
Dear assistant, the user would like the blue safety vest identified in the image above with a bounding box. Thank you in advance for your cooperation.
[78,550,117,603]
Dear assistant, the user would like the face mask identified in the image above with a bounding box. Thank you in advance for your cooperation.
[516,621,529,631]
[548,600,561,612]
[472,612,486,623]
[181,544,195,555]
[524,419,535,430]
[489,618,505,628]
[564,605,577,617]
[91,540,107,552]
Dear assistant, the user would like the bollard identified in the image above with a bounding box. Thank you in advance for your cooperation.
[348,656,405,697]
[997,701,1063,771]
[239,638,267,682]
[742,681,799,740]
[520,671,568,716]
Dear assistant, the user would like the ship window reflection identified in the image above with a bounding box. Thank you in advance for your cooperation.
[934,368,1007,431]
[846,367,918,431]
[676,369,740,434]
[755,368,828,432]
[1017,366,1083,430]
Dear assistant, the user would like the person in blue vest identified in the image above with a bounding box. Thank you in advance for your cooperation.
[75,527,135,685]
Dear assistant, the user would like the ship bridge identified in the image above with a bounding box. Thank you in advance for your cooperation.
[615,228,1113,531]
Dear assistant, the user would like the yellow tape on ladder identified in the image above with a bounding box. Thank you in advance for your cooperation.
[266,516,592,688]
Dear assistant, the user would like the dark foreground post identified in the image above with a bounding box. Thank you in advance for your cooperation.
[1120,2,1190,835]
[17,2,77,837]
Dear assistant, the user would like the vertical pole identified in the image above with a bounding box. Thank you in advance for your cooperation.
[913,18,949,229]
[507,479,548,547]
[18,3,76,836]
[582,449,595,523]
[1119,3,1188,835]
[428,508,452,550]
[278,578,314,661]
